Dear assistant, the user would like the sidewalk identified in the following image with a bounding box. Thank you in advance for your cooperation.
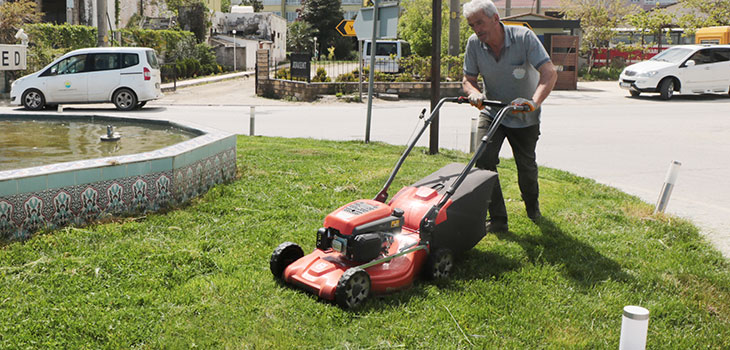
[161,70,255,92]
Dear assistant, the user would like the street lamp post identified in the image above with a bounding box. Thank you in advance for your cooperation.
[232,29,237,71]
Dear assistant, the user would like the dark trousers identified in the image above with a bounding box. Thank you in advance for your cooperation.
[475,118,540,222]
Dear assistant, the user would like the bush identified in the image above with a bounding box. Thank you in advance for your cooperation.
[579,66,623,81]
[311,67,331,82]
[335,72,357,82]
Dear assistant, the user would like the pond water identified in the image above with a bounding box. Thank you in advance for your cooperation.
[0,118,198,171]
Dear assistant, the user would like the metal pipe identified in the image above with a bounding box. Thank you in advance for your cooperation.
[249,106,256,136]
[654,160,681,214]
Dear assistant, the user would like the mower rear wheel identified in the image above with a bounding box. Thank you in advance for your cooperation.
[335,267,370,309]
[424,248,454,280]
[270,242,304,279]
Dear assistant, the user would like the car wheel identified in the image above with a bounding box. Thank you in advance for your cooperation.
[21,89,45,111]
[136,101,147,109]
[659,79,675,100]
[269,242,304,279]
[629,90,641,97]
[423,248,454,280]
[335,267,370,309]
[113,88,138,111]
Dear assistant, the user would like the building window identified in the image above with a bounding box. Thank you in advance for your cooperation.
[262,0,280,5]
[342,0,361,4]
[273,11,282,16]
[286,0,301,4]
[344,11,357,19]
[286,11,298,22]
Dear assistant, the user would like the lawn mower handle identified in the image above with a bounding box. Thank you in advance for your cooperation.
[373,97,527,203]
[419,103,520,242]
[374,97,486,202]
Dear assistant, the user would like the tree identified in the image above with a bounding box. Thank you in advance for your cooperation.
[240,0,264,12]
[300,0,344,59]
[626,8,674,49]
[222,0,231,12]
[560,0,640,72]
[177,0,211,43]
[399,0,494,57]
[676,0,730,35]
[287,21,318,53]
[0,0,42,44]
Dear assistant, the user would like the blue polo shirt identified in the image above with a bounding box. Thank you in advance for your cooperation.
[463,23,551,128]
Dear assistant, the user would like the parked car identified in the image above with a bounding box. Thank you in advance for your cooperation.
[10,47,162,111]
[363,40,411,73]
[618,44,730,100]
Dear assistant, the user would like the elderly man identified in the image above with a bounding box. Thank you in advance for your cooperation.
[461,0,557,232]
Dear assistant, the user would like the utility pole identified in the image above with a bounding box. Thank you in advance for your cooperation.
[448,0,459,57]
[97,0,109,47]
[429,0,442,154]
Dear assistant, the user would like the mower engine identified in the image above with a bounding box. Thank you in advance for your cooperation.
[316,199,404,262]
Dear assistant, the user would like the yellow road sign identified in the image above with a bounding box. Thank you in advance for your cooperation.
[336,19,356,37]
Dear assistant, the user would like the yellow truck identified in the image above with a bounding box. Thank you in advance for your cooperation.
[695,26,730,44]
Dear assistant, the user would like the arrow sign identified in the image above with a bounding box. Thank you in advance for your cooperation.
[336,20,356,37]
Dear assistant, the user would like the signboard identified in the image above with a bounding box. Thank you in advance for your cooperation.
[0,45,27,71]
[290,52,311,82]
[502,21,533,30]
[353,4,400,40]
[336,20,356,37]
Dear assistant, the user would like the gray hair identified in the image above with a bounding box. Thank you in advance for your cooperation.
[462,0,499,19]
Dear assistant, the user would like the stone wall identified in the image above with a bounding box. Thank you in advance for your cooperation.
[258,80,465,101]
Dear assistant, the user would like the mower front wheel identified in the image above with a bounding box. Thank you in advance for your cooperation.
[335,267,370,309]
[270,242,304,279]
[423,248,454,280]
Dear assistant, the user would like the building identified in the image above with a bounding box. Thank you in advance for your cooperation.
[261,0,365,22]
[211,11,288,65]
[33,0,220,29]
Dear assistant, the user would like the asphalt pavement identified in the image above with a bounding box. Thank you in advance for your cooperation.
[2,76,729,258]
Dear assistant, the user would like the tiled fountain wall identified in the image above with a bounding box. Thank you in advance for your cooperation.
[0,114,237,240]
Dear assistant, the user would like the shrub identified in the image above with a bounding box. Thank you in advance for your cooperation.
[311,67,331,82]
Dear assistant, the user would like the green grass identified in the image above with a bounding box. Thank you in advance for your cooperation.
[1,136,728,349]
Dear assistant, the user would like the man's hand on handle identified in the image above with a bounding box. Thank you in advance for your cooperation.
[509,97,536,112]
[468,92,486,110]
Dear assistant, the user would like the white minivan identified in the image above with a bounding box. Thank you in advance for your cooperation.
[619,44,730,100]
[10,47,163,111]
[363,40,412,73]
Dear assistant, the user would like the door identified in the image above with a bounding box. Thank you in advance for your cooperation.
[86,53,121,102]
[40,54,89,103]
[681,49,717,92]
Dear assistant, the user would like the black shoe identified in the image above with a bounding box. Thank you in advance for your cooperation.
[528,209,542,223]
[525,201,541,223]
[486,218,509,233]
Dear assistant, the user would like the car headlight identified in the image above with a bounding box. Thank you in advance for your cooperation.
[637,71,658,78]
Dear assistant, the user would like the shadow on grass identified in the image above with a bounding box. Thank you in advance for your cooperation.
[489,216,632,288]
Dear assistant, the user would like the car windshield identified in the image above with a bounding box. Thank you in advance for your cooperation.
[650,48,693,63]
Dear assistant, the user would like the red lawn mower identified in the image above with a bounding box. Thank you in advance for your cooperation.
[270,97,527,308]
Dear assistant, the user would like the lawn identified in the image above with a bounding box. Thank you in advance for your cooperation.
[1,136,728,349]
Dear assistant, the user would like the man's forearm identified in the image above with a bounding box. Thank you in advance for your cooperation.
[532,62,557,107]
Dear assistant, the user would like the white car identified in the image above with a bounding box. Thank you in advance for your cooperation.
[619,44,730,100]
[10,47,163,111]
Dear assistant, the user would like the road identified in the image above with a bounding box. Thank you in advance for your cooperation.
[2,78,729,258]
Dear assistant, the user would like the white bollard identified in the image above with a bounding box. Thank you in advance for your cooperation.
[619,305,650,350]
[249,106,255,136]
[469,116,478,153]
[654,160,681,214]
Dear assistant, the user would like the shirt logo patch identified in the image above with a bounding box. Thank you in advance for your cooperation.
[513,68,526,80]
